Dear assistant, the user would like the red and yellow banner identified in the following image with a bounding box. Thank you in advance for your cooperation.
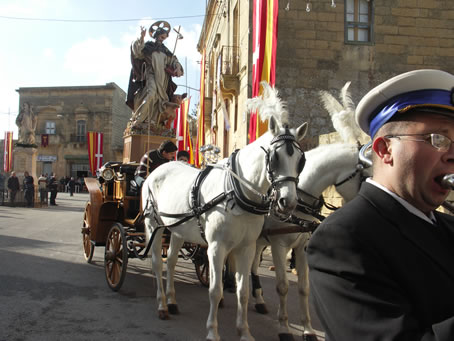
[175,97,195,165]
[87,132,103,175]
[248,0,279,143]
[3,131,13,172]
[195,49,206,168]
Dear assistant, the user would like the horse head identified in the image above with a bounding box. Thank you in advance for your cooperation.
[247,82,308,216]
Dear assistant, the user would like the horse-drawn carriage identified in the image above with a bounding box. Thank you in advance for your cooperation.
[81,161,211,291]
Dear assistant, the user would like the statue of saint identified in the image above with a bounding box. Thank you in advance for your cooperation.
[126,21,184,132]
[16,102,37,145]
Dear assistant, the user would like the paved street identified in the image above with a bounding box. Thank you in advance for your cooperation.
[0,192,324,341]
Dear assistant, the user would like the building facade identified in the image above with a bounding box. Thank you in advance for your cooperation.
[198,0,454,152]
[16,83,131,179]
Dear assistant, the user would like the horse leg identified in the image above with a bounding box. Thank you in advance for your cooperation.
[251,240,268,314]
[270,242,294,341]
[294,242,318,341]
[146,219,169,320]
[206,243,226,341]
[233,245,256,341]
[165,233,185,315]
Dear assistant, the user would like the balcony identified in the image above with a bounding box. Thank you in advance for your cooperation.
[69,134,87,143]
[219,45,240,99]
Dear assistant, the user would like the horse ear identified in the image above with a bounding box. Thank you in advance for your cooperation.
[268,116,279,136]
[295,122,308,142]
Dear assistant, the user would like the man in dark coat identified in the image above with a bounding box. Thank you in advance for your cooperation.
[23,171,34,207]
[48,173,58,206]
[133,140,177,191]
[7,171,20,206]
[68,177,75,196]
[307,69,454,341]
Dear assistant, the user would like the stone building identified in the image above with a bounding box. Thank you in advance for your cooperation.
[198,0,454,153]
[16,83,131,179]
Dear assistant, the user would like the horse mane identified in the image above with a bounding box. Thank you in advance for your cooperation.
[246,81,289,126]
[319,82,366,144]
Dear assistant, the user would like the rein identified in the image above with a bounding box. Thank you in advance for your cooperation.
[334,163,365,187]
[143,130,303,248]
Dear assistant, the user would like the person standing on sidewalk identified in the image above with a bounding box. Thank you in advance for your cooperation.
[48,173,58,206]
[38,174,48,204]
[68,177,75,196]
[23,171,34,208]
[7,171,20,206]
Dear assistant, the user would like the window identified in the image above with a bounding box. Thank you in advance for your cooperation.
[76,120,86,142]
[345,0,373,44]
[46,121,56,134]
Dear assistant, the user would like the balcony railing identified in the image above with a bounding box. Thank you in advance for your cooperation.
[69,134,87,143]
[220,45,240,76]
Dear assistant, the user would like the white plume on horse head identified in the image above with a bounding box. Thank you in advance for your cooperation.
[320,82,365,144]
[246,81,289,126]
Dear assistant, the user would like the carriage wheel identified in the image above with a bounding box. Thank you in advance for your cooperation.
[104,223,128,291]
[194,248,210,287]
[82,202,95,263]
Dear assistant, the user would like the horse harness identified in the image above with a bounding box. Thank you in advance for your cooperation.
[264,145,371,238]
[145,129,305,244]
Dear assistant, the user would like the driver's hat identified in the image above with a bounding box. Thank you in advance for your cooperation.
[355,69,454,137]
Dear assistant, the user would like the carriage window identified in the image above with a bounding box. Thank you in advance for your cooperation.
[46,121,56,134]
[345,0,373,44]
[76,120,86,142]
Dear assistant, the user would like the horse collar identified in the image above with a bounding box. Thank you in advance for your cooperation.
[228,150,271,215]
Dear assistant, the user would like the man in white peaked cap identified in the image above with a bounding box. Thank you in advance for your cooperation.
[307,69,454,341]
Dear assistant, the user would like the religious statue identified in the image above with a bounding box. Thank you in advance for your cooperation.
[16,102,37,146]
[125,20,185,135]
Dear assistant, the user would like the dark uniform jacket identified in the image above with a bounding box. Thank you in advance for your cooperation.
[23,176,34,190]
[307,182,454,341]
[7,176,20,191]
[134,149,169,179]
[48,177,58,191]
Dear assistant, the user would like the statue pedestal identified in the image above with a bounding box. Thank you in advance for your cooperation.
[13,146,40,207]
[123,134,176,163]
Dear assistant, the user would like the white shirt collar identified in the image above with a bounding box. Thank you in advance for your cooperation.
[366,178,437,225]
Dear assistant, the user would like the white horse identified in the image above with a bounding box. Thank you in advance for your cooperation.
[142,83,308,341]
[250,82,371,341]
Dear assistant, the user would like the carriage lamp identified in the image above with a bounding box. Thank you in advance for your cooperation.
[101,168,115,181]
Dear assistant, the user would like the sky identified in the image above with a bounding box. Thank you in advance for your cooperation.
[0,0,208,140]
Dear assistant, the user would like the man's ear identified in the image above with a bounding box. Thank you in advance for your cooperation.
[372,137,393,165]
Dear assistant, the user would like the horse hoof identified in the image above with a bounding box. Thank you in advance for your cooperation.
[255,303,268,314]
[158,310,170,320]
[302,333,318,341]
[218,298,224,308]
[278,333,295,341]
[168,304,179,315]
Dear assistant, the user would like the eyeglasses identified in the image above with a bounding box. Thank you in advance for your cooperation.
[384,133,454,152]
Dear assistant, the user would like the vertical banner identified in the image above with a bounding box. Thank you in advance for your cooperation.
[195,50,206,168]
[186,125,195,165]
[41,134,49,147]
[248,0,279,143]
[175,106,184,153]
[182,97,191,150]
[87,132,103,175]
[3,131,13,172]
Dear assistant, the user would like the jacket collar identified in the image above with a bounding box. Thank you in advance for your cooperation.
[360,182,454,281]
